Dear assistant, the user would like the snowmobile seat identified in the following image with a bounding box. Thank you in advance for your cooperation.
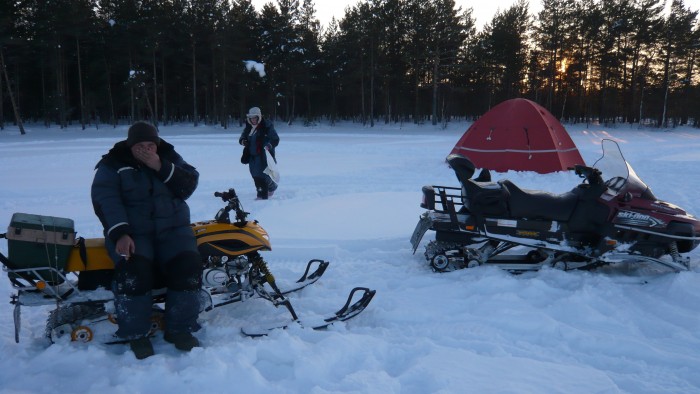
[446,153,476,185]
[447,153,508,215]
[500,180,578,221]
[463,180,510,216]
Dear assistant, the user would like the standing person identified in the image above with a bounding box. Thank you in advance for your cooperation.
[91,121,202,359]
[239,106,279,199]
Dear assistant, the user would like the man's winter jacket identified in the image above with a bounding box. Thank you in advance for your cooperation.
[91,139,199,244]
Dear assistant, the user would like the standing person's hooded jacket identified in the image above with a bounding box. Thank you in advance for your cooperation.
[239,118,279,167]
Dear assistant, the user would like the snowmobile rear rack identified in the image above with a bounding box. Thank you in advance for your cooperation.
[421,185,463,214]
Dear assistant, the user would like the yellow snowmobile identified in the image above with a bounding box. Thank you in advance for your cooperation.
[1,188,375,343]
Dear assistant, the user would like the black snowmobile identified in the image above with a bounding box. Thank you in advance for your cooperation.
[411,139,700,272]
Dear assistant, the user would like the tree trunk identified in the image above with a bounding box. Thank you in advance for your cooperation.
[305,78,312,124]
[560,89,567,120]
[547,48,557,110]
[76,37,86,130]
[161,55,168,125]
[143,85,155,122]
[360,55,366,125]
[330,70,336,125]
[432,53,439,126]
[370,36,375,128]
[104,57,116,127]
[129,55,135,123]
[57,41,67,128]
[1,48,25,134]
[0,56,4,129]
[41,53,48,127]
[153,48,158,126]
[638,83,645,125]
[221,56,227,129]
[192,40,198,126]
[680,49,695,125]
[289,82,296,126]
[659,47,672,127]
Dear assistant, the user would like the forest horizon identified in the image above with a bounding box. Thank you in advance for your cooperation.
[1,0,699,133]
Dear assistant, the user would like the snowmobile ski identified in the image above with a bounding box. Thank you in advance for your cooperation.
[204,259,329,310]
[36,260,329,344]
[240,287,376,337]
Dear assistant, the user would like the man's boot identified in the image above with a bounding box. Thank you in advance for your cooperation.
[129,336,155,359]
[164,331,201,351]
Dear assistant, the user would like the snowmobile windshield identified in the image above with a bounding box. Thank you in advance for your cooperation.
[592,139,655,200]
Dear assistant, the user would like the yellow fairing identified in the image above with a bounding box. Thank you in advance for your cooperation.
[65,238,114,272]
[192,220,271,256]
[64,220,270,272]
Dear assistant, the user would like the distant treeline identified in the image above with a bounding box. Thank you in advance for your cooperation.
[1,0,699,132]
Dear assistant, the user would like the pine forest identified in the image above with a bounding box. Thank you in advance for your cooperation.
[1,0,699,131]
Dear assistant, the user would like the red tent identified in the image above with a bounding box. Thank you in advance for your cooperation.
[450,98,584,173]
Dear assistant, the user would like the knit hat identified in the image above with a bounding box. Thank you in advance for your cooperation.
[127,121,160,147]
[246,107,262,119]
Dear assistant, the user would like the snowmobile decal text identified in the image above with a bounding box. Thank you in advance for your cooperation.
[516,230,540,238]
[615,210,665,228]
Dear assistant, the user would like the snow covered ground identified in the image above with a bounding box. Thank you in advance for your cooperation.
[1,119,699,393]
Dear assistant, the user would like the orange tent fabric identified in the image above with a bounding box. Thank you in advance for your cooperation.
[450,98,584,173]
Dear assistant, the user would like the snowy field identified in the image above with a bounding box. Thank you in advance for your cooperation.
[1,119,699,393]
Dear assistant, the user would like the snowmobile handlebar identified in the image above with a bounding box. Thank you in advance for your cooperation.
[571,165,604,185]
[214,189,238,201]
[214,189,249,224]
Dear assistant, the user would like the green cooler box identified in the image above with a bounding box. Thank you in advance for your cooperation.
[6,213,76,284]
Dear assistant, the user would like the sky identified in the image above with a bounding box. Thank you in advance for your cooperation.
[251,0,700,29]
[1,119,700,393]
[251,0,539,28]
